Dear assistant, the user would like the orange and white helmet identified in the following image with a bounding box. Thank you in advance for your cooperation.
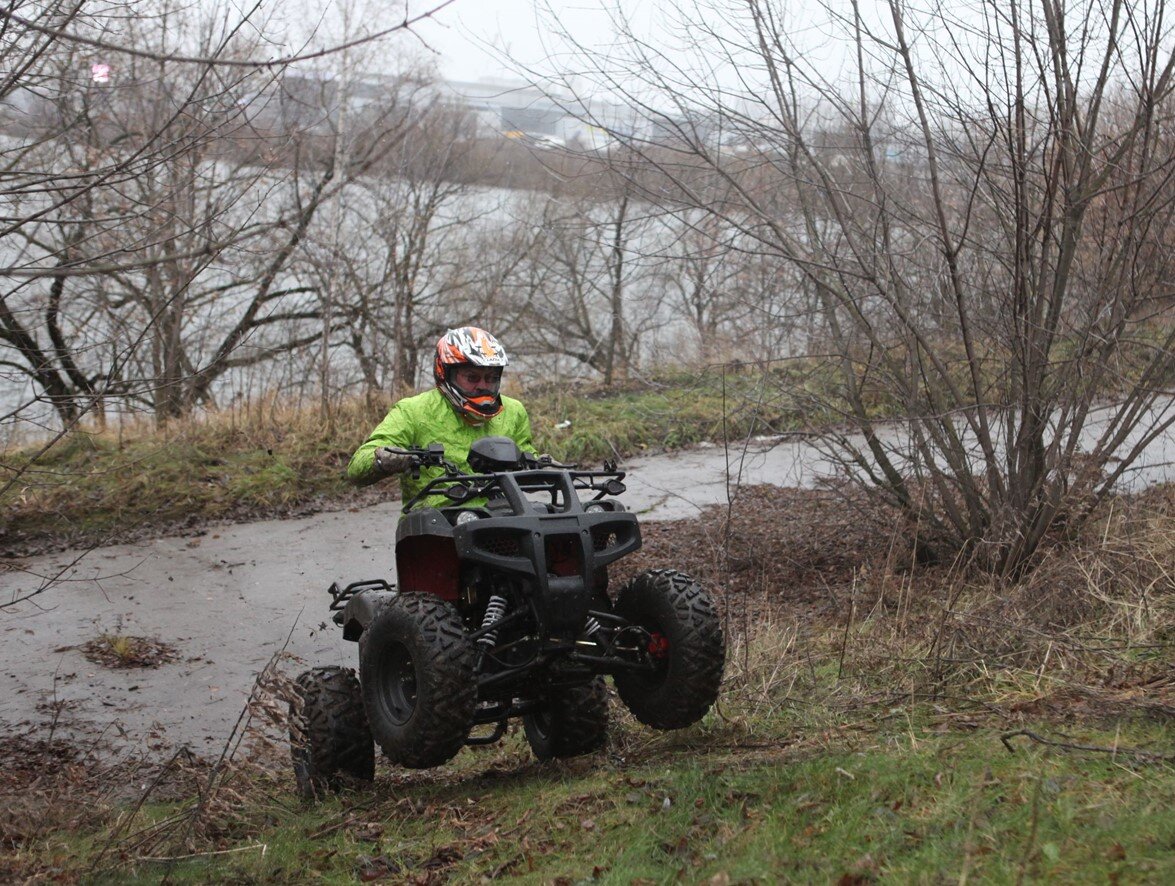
[433,326,510,422]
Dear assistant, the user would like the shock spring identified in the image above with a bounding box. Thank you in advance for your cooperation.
[478,595,508,649]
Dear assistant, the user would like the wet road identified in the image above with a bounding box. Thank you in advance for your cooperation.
[0,457,727,758]
[2,428,1170,757]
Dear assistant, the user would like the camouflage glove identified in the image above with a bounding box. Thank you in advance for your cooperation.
[373,447,412,477]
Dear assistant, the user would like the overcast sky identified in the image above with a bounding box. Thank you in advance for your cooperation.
[398,0,856,93]
[271,0,884,96]
[405,0,626,83]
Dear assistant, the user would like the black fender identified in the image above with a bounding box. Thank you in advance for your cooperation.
[338,587,399,641]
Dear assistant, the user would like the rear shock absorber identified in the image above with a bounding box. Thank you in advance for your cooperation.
[576,615,604,649]
[478,595,508,650]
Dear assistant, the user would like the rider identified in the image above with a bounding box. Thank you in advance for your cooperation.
[347,326,535,504]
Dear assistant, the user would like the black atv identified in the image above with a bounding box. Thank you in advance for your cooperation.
[289,436,724,798]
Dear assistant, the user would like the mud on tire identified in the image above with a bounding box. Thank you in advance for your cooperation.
[614,569,724,729]
[523,676,609,761]
[360,593,477,769]
[289,666,374,799]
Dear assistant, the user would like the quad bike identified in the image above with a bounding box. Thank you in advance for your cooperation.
[289,436,724,798]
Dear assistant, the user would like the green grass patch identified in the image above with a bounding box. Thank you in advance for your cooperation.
[1,434,346,545]
[525,362,868,464]
[15,718,1175,884]
[5,333,1171,552]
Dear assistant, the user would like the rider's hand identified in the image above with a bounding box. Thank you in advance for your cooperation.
[373,447,412,477]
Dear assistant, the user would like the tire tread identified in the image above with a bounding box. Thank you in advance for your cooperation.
[290,665,373,799]
[614,568,724,729]
[361,593,476,768]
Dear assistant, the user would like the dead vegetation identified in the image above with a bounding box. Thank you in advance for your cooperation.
[621,481,1175,729]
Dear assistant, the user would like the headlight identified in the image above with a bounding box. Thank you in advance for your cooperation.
[455,510,480,525]
[583,502,607,513]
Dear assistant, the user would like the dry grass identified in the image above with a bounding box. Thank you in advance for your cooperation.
[0,396,395,554]
[627,482,1175,734]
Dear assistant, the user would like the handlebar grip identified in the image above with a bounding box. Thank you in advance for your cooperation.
[376,444,452,472]
[380,445,442,458]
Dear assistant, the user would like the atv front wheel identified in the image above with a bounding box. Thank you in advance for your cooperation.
[614,569,724,729]
[289,666,374,799]
[523,676,609,760]
[360,593,477,768]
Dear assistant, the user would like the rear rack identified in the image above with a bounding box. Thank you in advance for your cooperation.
[328,578,395,611]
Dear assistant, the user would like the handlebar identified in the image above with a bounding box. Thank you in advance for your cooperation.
[381,445,576,474]
[385,442,625,512]
[380,443,458,475]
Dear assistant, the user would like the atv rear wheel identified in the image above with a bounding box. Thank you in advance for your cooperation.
[289,666,374,799]
[614,569,724,729]
[360,593,477,768]
[523,676,609,760]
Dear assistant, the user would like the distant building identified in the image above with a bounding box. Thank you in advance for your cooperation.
[437,77,643,152]
[1,62,654,155]
[439,79,562,136]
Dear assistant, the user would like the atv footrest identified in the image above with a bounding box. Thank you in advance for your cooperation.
[328,578,395,611]
[465,721,508,746]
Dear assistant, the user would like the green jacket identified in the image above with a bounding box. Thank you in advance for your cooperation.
[347,388,535,508]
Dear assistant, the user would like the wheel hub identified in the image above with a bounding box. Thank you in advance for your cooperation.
[647,632,670,660]
[380,646,418,723]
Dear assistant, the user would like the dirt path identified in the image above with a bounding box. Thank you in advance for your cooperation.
[0,501,402,757]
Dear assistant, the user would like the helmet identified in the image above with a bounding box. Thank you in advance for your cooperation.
[433,326,510,423]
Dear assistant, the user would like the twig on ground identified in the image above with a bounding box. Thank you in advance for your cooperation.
[87,747,197,874]
[1015,766,1046,886]
[1001,729,1175,763]
[136,841,268,862]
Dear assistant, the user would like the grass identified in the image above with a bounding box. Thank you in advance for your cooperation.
[98,633,135,663]
[3,366,1174,881]
[9,646,1175,883]
[527,365,836,461]
[5,348,1168,553]
[79,632,179,669]
[1,397,379,549]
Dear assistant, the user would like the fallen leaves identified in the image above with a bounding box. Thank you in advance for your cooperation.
[75,634,180,669]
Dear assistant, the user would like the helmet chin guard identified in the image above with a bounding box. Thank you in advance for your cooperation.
[433,327,509,423]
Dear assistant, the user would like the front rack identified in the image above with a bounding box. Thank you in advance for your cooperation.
[403,467,627,514]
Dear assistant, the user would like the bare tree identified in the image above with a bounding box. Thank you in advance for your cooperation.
[510,165,668,385]
[540,0,1175,574]
[1,1,140,428]
[0,1,293,429]
[652,206,820,363]
[0,0,454,432]
[311,99,523,398]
